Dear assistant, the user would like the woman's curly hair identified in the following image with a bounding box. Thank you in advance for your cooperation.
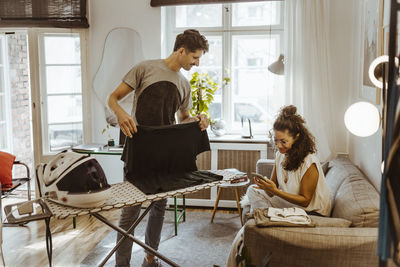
[273,105,316,171]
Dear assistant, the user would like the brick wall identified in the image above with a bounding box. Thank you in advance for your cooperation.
[7,34,33,181]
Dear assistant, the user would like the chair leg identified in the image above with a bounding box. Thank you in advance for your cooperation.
[0,195,5,265]
[0,223,4,267]
[210,187,222,223]
[234,188,243,226]
[27,180,31,201]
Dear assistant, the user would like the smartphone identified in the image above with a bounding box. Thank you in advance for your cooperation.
[251,172,269,182]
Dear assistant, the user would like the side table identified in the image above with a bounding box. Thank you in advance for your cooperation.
[210,178,250,226]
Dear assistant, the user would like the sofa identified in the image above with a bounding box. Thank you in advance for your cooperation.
[238,155,395,267]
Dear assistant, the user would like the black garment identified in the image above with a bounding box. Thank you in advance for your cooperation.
[135,81,181,126]
[121,122,222,194]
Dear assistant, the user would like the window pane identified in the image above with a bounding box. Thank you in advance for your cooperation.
[198,37,223,68]
[232,1,280,27]
[0,123,6,148]
[47,95,82,124]
[176,5,222,27]
[209,95,222,120]
[49,123,82,152]
[232,35,283,129]
[46,66,82,94]
[0,37,3,63]
[0,67,3,93]
[0,95,4,121]
[44,35,81,64]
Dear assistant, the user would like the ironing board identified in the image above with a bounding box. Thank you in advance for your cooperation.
[4,170,240,267]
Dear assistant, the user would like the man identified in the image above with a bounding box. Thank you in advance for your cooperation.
[108,29,209,267]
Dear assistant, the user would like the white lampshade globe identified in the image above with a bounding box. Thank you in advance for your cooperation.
[344,102,381,137]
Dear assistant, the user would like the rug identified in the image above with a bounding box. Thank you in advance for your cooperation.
[79,209,242,267]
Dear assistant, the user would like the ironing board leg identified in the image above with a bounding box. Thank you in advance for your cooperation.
[96,202,155,267]
[173,196,186,236]
[174,197,178,236]
[45,217,52,267]
[183,195,186,222]
[92,207,179,267]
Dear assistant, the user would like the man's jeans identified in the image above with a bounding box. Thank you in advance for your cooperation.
[115,198,167,267]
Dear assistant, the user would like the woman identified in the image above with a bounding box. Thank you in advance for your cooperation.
[242,105,331,217]
[226,105,332,267]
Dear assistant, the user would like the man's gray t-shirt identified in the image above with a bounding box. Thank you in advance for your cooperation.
[123,59,192,126]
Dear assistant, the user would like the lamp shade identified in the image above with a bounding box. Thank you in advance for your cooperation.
[368,55,399,88]
[368,55,388,88]
[344,101,381,137]
[268,54,284,75]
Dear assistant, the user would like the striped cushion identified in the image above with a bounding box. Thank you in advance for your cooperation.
[332,175,380,227]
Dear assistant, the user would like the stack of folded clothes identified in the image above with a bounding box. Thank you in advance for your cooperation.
[250,207,315,227]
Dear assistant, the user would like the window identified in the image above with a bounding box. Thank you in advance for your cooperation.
[0,34,11,150]
[38,32,85,153]
[0,28,87,176]
[164,1,285,134]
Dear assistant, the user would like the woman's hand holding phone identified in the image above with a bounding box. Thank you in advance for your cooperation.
[251,172,276,197]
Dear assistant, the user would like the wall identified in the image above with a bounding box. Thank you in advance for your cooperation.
[87,0,161,183]
[348,0,383,192]
[330,0,382,191]
[328,0,354,156]
[8,34,33,177]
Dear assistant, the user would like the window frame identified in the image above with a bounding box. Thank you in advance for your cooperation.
[163,2,285,134]
[27,28,90,161]
[0,33,12,151]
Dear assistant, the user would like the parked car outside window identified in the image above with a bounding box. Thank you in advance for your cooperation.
[210,101,273,123]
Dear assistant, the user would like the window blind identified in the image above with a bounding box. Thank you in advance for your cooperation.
[151,0,281,7]
[0,0,89,28]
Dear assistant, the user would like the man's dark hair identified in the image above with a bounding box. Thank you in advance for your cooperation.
[173,29,209,53]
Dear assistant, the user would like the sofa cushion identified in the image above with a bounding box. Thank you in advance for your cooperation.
[243,219,380,267]
[309,215,351,228]
[332,175,380,227]
[321,161,330,175]
[0,151,15,189]
[325,156,366,204]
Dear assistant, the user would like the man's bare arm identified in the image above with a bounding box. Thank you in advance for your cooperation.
[108,82,137,138]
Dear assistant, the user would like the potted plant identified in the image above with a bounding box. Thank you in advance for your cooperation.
[189,72,230,120]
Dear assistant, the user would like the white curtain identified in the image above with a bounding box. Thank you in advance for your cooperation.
[284,0,335,161]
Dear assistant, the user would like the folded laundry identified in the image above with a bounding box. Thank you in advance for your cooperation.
[250,208,315,227]
[267,207,311,225]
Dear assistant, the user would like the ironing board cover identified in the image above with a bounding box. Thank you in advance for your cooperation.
[45,170,240,219]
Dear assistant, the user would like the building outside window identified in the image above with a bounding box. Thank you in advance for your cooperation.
[163,1,285,134]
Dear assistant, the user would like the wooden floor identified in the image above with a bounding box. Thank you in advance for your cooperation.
[1,198,120,267]
[0,198,238,267]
